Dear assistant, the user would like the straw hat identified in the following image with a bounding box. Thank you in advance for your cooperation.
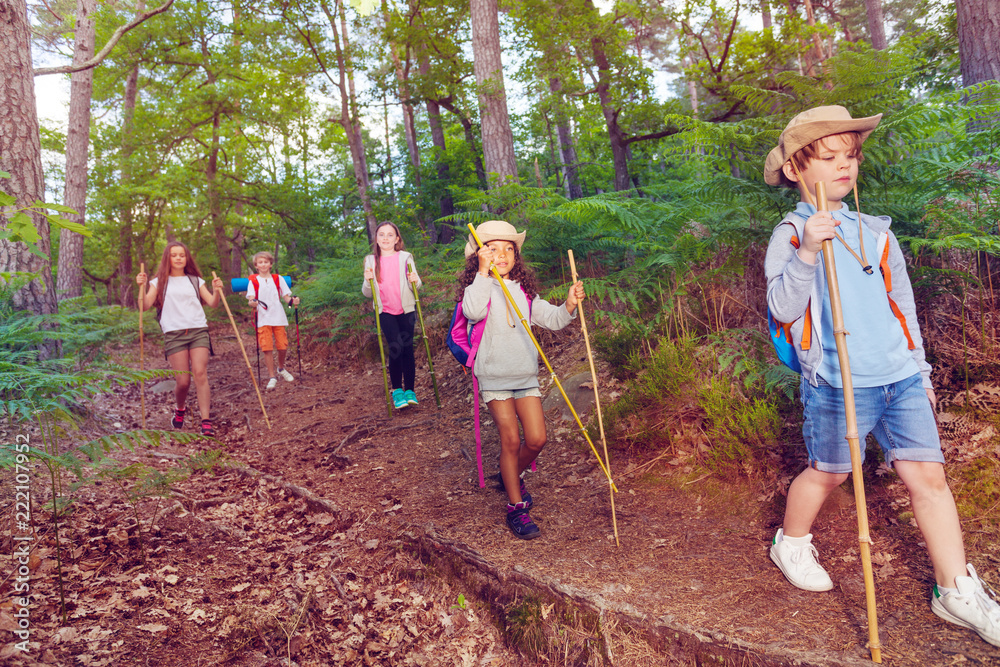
[464,220,526,258]
[764,105,882,186]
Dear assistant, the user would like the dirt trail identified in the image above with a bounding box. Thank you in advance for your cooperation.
[5,320,999,666]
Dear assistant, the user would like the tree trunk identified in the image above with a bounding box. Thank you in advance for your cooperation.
[324,0,376,239]
[956,0,1000,87]
[590,31,630,192]
[55,0,97,300]
[207,110,232,284]
[0,0,60,320]
[385,3,421,187]
[117,49,140,307]
[548,77,583,200]
[802,0,826,65]
[865,0,887,50]
[470,0,518,187]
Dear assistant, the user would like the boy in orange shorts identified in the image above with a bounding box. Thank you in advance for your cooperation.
[246,251,300,389]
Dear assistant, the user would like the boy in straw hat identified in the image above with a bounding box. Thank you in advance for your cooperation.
[764,105,1000,646]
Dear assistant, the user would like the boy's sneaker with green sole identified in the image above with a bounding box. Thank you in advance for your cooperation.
[931,563,1000,647]
[769,529,833,592]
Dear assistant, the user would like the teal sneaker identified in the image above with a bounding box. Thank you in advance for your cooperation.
[404,389,418,406]
[392,389,408,409]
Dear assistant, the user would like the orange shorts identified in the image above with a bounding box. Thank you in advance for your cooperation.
[256,325,288,352]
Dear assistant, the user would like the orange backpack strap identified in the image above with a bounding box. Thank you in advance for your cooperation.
[249,274,259,298]
[878,238,916,350]
[785,227,813,351]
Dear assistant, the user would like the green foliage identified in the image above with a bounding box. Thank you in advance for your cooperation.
[0,171,90,265]
[699,377,781,476]
[603,337,699,453]
[953,458,1000,530]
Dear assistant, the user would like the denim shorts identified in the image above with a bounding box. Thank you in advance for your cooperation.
[801,372,944,473]
[480,387,542,404]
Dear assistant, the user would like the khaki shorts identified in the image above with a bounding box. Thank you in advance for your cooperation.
[163,327,211,357]
[257,325,288,352]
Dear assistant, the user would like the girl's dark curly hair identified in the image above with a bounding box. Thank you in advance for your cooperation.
[455,245,538,302]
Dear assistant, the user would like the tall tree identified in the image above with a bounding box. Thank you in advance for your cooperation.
[956,0,1000,87]
[469,0,518,186]
[865,0,887,50]
[55,0,97,300]
[0,0,60,318]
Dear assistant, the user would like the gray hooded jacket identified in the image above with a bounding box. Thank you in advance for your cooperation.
[764,210,931,388]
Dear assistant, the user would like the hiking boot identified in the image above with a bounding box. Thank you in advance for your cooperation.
[506,502,540,540]
[404,389,418,405]
[931,564,1000,647]
[266,377,278,390]
[201,419,215,437]
[769,529,833,592]
[392,389,408,409]
[278,368,294,382]
[495,471,533,507]
[172,407,186,429]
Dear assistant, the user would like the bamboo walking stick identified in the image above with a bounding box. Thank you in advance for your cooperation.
[370,277,393,417]
[138,263,147,430]
[294,306,302,377]
[568,250,619,546]
[408,261,441,408]
[213,272,271,430]
[814,182,881,663]
[468,224,617,491]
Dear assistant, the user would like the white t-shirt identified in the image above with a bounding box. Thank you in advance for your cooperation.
[150,276,208,333]
[246,274,292,327]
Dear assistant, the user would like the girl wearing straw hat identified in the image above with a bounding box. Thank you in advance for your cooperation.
[457,220,585,540]
[362,222,423,410]
[764,105,1000,647]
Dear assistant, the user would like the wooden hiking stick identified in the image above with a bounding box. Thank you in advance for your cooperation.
[213,272,271,430]
[815,182,881,663]
[408,261,441,408]
[369,277,393,417]
[138,263,147,430]
[568,250,619,546]
[467,224,617,491]
[294,306,302,377]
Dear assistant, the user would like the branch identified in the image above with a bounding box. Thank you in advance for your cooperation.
[34,0,175,76]
[624,128,680,146]
[714,0,741,81]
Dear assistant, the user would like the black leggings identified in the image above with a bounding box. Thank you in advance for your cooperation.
[379,311,416,391]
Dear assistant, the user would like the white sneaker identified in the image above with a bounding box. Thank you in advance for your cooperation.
[931,564,1000,647]
[266,377,277,390]
[769,529,834,592]
[278,368,294,382]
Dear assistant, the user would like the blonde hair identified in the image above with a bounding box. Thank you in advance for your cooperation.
[253,251,274,265]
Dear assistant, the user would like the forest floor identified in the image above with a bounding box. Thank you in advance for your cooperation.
[2,314,1000,667]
